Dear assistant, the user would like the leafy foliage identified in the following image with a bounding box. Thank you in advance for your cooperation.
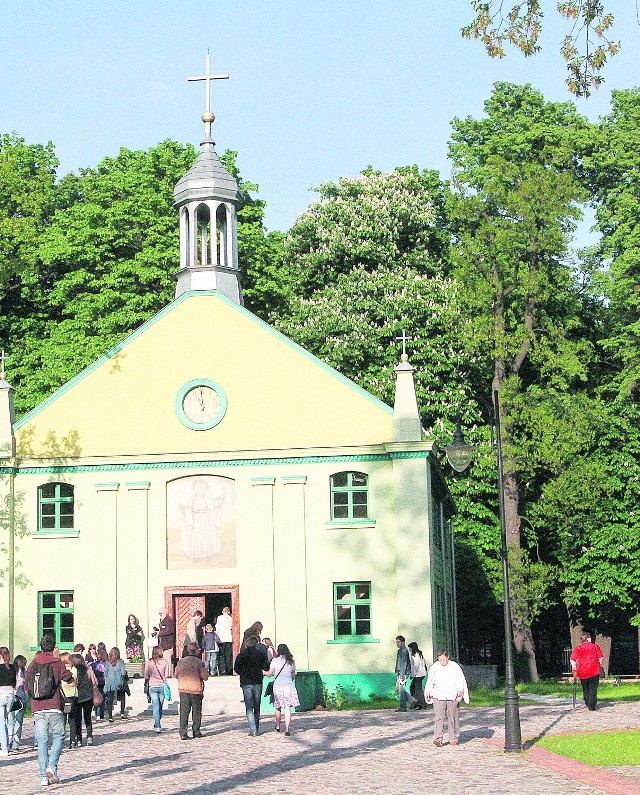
[462,1,620,97]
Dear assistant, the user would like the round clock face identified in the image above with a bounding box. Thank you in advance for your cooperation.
[176,379,227,431]
[183,385,220,424]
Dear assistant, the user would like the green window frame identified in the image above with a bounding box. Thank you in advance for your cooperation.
[333,582,372,638]
[38,482,74,532]
[330,471,369,520]
[38,591,74,650]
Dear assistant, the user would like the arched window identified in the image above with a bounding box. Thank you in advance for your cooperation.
[38,483,74,532]
[216,204,228,267]
[330,471,368,520]
[196,203,211,267]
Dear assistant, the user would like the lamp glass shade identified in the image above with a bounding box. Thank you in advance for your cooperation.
[445,439,475,472]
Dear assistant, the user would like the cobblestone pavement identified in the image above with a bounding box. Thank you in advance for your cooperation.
[3,698,639,795]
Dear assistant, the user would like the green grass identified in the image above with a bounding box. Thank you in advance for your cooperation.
[321,680,640,711]
[537,730,640,766]
[517,681,640,703]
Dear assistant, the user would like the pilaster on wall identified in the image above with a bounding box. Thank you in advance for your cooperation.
[274,476,309,669]
[391,454,432,654]
[124,481,151,652]
[95,482,119,645]
[250,478,276,641]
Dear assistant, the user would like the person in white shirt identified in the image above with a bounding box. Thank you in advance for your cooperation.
[216,607,234,675]
[424,649,469,746]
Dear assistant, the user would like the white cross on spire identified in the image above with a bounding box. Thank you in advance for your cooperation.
[395,330,413,358]
[0,349,8,377]
[188,50,229,118]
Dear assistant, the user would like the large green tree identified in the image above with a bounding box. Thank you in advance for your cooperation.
[447,82,592,679]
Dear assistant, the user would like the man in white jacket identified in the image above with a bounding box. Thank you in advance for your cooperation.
[424,649,469,746]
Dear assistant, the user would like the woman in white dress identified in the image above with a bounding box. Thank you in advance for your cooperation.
[265,644,299,736]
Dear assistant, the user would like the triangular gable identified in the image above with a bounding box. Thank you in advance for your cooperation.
[16,291,393,459]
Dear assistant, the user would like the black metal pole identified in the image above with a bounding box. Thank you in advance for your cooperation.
[493,389,522,753]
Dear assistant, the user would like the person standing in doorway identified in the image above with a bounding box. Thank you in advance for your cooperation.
[394,636,418,712]
[175,642,209,740]
[570,630,605,711]
[233,635,269,736]
[25,634,75,787]
[155,608,176,677]
[217,606,233,675]
[424,649,469,747]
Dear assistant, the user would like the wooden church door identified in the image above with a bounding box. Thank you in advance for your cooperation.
[174,594,205,653]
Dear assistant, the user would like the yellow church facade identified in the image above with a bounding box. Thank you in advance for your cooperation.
[0,60,457,698]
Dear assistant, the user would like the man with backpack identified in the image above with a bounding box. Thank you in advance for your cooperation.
[26,635,74,787]
[570,630,605,711]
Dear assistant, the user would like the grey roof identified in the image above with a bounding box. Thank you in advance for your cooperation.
[173,142,242,206]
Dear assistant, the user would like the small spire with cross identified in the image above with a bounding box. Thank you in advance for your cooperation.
[188,50,229,143]
[0,349,8,379]
[395,330,413,362]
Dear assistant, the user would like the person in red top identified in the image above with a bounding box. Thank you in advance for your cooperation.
[570,630,605,711]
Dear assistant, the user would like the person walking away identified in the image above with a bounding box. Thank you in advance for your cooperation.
[26,634,75,787]
[182,611,204,658]
[59,653,78,748]
[262,638,277,664]
[394,636,418,712]
[0,646,16,757]
[408,641,428,709]
[8,654,27,751]
[92,649,107,720]
[104,647,129,722]
[570,630,605,711]
[233,635,269,736]
[424,649,469,747]
[241,621,263,651]
[265,643,299,736]
[175,642,209,740]
[144,646,169,733]
[202,624,220,676]
[71,654,97,746]
[155,608,176,677]
[216,607,233,675]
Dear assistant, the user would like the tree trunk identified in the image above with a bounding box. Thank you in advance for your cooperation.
[503,467,539,682]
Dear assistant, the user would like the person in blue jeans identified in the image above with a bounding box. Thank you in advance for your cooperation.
[395,635,418,712]
[26,635,75,787]
[8,654,28,750]
[233,635,270,736]
[144,646,169,733]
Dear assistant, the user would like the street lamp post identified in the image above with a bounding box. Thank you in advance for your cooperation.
[445,392,522,753]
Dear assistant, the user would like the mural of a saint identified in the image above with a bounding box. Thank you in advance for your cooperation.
[179,478,224,559]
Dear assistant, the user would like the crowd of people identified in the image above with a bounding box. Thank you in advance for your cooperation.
[0,607,301,788]
[1,615,607,788]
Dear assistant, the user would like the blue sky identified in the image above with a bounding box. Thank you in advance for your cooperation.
[1,1,639,234]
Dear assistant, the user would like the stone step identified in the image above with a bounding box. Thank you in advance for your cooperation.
[126,674,247,717]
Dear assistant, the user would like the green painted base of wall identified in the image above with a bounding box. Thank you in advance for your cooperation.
[320,673,396,704]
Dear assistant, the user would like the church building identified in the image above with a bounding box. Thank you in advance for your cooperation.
[0,57,457,699]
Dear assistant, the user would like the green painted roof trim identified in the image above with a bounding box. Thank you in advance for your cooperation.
[15,290,392,430]
[1,449,433,476]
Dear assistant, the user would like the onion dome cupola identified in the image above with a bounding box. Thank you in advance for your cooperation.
[174,53,243,304]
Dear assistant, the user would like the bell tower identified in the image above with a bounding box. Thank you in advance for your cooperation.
[174,53,243,303]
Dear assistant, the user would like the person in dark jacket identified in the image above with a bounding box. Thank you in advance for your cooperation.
[233,635,269,736]
[26,635,74,787]
[394,635,418,712]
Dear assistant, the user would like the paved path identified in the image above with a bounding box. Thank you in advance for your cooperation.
[3,698,639,795]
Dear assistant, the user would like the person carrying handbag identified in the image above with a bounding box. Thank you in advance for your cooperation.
[144,647,170,733]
